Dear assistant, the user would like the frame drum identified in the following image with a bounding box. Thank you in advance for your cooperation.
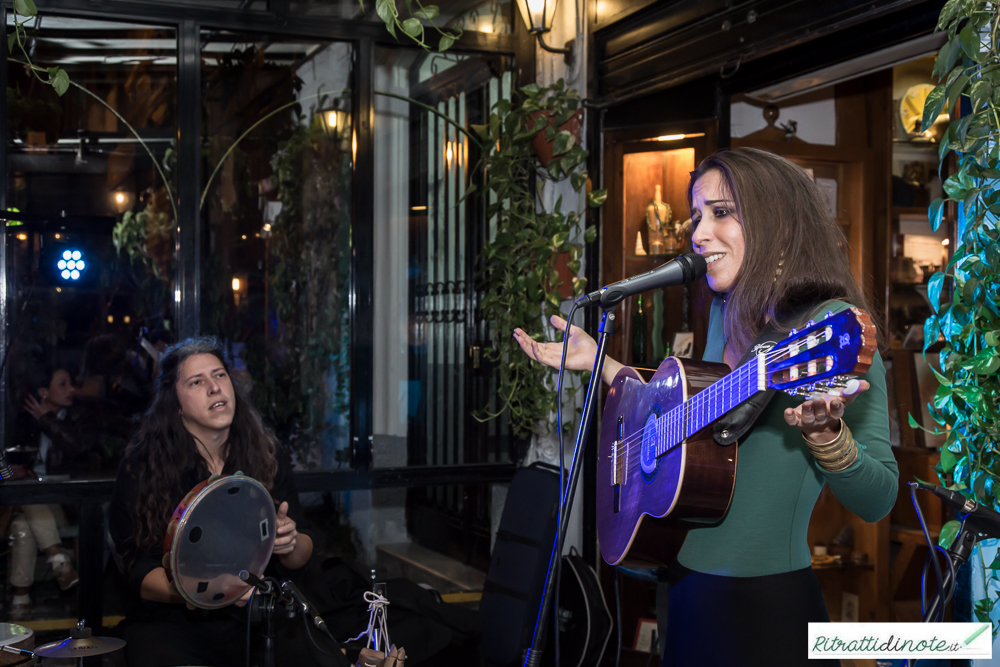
[166,474,277,609]
[0,623,32,665]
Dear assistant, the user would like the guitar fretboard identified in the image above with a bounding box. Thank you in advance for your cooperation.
[652,354,766,456]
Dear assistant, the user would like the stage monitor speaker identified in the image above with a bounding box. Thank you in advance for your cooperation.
[480,462,561,667]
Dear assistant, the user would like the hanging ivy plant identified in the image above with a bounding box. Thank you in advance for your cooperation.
[470,79,605,440]
[361,0,462,51]
[920,0,1000,636]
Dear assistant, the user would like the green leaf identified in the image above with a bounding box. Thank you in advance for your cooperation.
[924,316,940,352]
[50,68,69,96]
[969,352,1000,375]
[438,34,456,52]
[587,189,607,208]
[959,25,981,62]
[552,131,575,156]
[12,0,36,17]
[947,75,971,120]
[400,18,423,37]
[939,519,962,549]
[936,0,961,32]
[584,225,597,243]
[928,197,945,232]
[940,445,958,473]
[933,38,959,79]
[928,272,945,314]
[471,124,489,141]
[412,4,439,19]
[922,84,948,137]
[570,171,587,191]
[376,0,395,23]
[970,79,993,110]
[943,172,969,200]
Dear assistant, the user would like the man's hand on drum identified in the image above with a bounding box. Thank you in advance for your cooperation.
[513,315,624,386]
[783,380,870,443]
[273,501,298,555]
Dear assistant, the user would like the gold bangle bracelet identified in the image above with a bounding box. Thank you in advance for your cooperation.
[819,445,858,472]
[802,419,846,447]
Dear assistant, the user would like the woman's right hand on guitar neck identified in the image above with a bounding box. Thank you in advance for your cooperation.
[513,315,624,387]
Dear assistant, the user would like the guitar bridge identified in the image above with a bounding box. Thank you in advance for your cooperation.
[612,415,627,486]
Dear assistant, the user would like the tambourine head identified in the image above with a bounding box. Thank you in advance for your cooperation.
[168,474,277,609]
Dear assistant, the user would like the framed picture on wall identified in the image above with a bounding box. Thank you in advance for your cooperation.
[672,332,695,358]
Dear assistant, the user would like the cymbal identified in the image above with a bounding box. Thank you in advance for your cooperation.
[34,635,126,658]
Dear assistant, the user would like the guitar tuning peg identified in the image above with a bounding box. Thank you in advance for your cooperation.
[807,319,815,327]
[825,310,834,319]
[789,328,797,335]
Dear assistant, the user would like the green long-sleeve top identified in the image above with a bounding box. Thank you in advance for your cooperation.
[675,298,899,577]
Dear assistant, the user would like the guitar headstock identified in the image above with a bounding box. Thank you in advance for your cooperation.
[766,307,876,396]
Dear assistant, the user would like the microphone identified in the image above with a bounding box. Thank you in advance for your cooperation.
[914,482,1000,538]
[576,253,707,308]
[280,580,327,630]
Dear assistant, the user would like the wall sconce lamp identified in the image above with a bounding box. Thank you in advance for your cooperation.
[319,107,349,138]
[514,0,574,65]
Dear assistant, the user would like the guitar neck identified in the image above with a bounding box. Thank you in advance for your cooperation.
[654,355,765,457]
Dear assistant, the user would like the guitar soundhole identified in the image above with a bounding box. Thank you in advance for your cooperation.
[640,409,660,482]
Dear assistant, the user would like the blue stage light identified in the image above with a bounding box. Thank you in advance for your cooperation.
[57,249,87,280]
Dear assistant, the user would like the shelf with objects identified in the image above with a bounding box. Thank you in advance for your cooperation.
[601,126,715,371]
[883,55,956,623]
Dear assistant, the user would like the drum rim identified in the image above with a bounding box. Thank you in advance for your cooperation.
[169,473,276,610]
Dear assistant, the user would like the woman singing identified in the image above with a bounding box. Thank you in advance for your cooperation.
[514,148,898,666]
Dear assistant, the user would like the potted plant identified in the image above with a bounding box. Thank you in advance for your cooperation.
[470,79,606,441]
[919,0,1000,637]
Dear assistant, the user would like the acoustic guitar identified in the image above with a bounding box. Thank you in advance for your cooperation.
[596,307,877,568]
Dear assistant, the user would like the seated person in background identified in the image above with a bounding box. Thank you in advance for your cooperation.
[109,337,342,667]
[15,366,97,477]
[8,366,83,621]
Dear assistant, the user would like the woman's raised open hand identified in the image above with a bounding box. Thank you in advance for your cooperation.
[513,315,624,386]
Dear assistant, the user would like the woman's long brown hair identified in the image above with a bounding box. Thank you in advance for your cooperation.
[688,148,872,358]
[124,337,278,555]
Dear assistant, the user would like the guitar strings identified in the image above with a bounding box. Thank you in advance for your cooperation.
[612,338,841,477]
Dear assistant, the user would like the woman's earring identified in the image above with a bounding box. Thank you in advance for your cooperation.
[773,254,786,284]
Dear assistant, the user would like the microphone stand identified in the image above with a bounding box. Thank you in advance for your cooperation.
[241,570,296,667]
[523,303,619,666]
[922,516,994,623]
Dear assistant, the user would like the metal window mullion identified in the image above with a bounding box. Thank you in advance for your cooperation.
[0,5,8,452]
[351,36,375,470]
[457,92,467,466]
[177,19,200,338]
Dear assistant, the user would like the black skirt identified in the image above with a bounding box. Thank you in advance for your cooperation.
[661,564,839,667]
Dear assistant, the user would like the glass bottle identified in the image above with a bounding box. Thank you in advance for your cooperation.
[646,185,671,255]
[632,295,647,366]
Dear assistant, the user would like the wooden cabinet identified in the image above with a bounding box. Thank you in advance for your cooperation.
[601,124,716,367]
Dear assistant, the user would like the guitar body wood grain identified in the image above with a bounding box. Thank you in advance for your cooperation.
[597,358,738,568]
